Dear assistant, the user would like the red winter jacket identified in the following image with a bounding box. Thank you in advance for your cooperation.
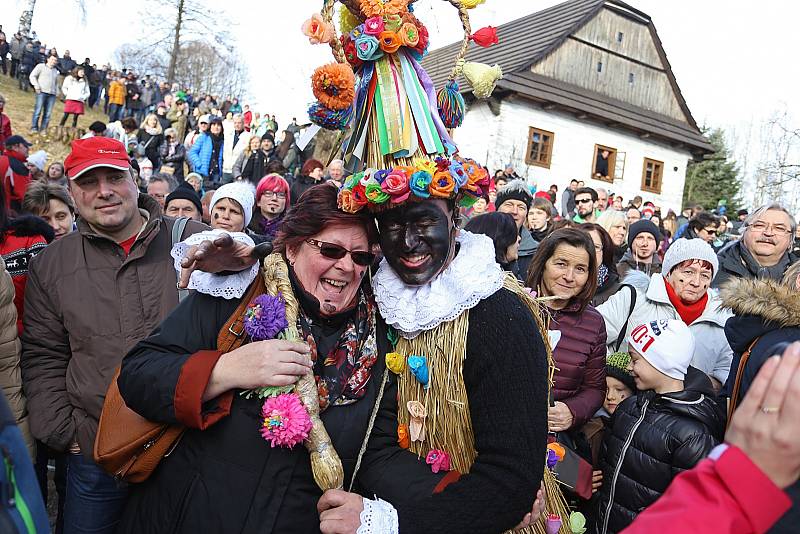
[0,113,11,154]
[623,444,791,534]
[548,301,607,429]
[0,150,32,212]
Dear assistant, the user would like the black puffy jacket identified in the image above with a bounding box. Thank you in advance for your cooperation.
[594,367,725,534]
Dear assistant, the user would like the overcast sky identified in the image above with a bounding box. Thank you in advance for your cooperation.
[8,0,800,205]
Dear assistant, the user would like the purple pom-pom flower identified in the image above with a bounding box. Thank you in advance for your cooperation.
[245,294,289,341]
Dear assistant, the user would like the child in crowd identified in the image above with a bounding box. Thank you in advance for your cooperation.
[593,319,724,534]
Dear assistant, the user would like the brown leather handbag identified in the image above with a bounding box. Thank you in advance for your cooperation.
[93,277,264,482]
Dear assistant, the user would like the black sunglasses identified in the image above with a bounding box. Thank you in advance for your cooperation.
[306,239,375,266]
[576,198,594,204]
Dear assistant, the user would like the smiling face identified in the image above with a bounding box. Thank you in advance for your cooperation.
[743,209,794,265]
[69,167,141,241]
[39,199,75,240]
[604,376,632,415]
[286,223,370,315]
[540,243,590,305]
[529,207,550,230]
[665,259,712,304]
[377,200,456,287]
[210,197,245,232]
[628,347,666,391]
[498,199,528,229]
[259,189,287,218]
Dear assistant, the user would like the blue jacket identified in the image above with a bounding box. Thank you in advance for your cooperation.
[187,133,223,177]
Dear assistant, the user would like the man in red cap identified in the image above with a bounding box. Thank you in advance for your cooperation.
[19,136,207,533]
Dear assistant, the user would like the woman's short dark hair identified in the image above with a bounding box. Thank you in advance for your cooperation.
[301,158,324,177]
[22,181,75,216]
[578,222,615,271]
[688,212,719,232]
[273,183,379,254]
[464,212,518,265]
[525,228,598,313]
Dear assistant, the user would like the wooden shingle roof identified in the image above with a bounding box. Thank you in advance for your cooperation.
[421,0,713,155]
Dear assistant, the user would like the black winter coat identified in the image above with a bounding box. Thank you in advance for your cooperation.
[117,285,443,534]
[593,367,725,534]
[721,277,800,534]
[241,148,278,187]
[158,141,186,180]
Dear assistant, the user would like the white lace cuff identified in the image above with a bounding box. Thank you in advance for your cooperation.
[357,497,399,534]
[171,230,259,300]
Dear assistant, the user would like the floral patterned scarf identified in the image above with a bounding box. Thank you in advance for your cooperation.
[297,292,378,412]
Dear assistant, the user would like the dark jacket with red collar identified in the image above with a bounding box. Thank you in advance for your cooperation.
[0,149,31,212]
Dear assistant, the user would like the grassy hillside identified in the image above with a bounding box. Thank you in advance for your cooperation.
[0,73,109,164]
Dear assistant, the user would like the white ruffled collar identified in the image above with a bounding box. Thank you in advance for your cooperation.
[373,231,505,339]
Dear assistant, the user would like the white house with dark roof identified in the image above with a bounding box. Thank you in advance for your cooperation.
[422,0,713,213]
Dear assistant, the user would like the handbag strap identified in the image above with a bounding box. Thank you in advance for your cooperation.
[727,336,761,427]
[614,284,637,352]
[217,274,266,353]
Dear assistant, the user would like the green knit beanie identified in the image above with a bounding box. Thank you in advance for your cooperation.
[606,352,636,391]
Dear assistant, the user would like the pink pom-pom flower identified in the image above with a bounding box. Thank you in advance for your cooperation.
[425,449,451,473]
[260,393,312,448]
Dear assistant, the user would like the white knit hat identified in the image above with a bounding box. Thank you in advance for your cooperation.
[662,238,719,278]
[210,182,254,228]
[628,319,695,380]
[27,150,47,171]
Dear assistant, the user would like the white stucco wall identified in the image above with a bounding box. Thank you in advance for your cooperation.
[451,96,694,214]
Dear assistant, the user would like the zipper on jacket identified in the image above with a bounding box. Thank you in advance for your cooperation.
[2,447,36,534]
[601,398,650,534]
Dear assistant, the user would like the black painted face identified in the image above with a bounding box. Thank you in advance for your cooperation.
[377,200,455,286]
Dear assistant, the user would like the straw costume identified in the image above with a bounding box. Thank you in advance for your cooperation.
[300,1,572,532]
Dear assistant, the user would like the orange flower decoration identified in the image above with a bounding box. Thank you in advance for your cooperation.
[399,22,420,47]
[301,13,335,45]
[378,31,403,54]
[360,0,407,18]
[397,424,411,449]
[338,188,361,213]
[311,63,356,111]
[429,170,456,198]
[547,442,566,461]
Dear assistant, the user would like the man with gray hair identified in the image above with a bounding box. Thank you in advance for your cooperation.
[713,202,798,288]
[222,113,251,184]
[146,172,178,210]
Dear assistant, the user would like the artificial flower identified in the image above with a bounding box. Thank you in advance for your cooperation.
[381,168,411,203]
[407,354,429,385]
[359,171,373,187]
[547,515,563,534]
[383,14,403,32]
[355,34,384,62]
[260,394,313,448]
[425,449,451,473]
[352,183,369,206]
[412,157,437,176]
[547,442,566,461]
[546,447,559,469]
[301,13,335,45]
[365,182,390,204]
[311,63,356,111]
[461,0,486,8]
[407,400,427,442]
[378,31,402,54]
[397,424,411,449]
[244,294,288,340]
[434,156,450,172]
[569,512,588,534]
[412,20,429,56]
[409,171,432,199]
[349,23,366,41]
[386,352,406,374]
[363,16,385,36]
[470,26,499,47]
[429,170,456,198]
[344,173,361,189]
[399,22,420,47]
[449,160,468,189]
[359,0,407,18]
[338,188,360,213]
[373,169,390,184]
[340,35,364,69]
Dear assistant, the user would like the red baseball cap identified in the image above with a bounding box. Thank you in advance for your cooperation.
[64,137,131,180]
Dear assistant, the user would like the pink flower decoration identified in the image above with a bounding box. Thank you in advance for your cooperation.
[301,13,335,45]
[425,449,451,473]
[363,16,385,36]
[260,393,312,448]
[381,168,411,203]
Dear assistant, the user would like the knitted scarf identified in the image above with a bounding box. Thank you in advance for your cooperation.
[664,276,708,325]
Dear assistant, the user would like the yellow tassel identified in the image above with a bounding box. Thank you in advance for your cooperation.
[462,0,487,9]
[462,61,503,99]
[338,5,361,36]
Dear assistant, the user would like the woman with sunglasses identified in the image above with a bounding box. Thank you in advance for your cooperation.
[114,184,445,533]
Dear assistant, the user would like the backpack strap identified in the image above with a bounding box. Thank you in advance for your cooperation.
[727,336,761,427]
[171,217,190,302]
[613,284,637,352]
[217,274,266,353]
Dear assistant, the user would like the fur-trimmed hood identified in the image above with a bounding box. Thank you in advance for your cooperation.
[721,277,800,328]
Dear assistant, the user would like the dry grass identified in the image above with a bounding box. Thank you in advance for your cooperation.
[0,73,109,164]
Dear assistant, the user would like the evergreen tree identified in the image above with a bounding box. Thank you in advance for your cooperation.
[683,127,742,211]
